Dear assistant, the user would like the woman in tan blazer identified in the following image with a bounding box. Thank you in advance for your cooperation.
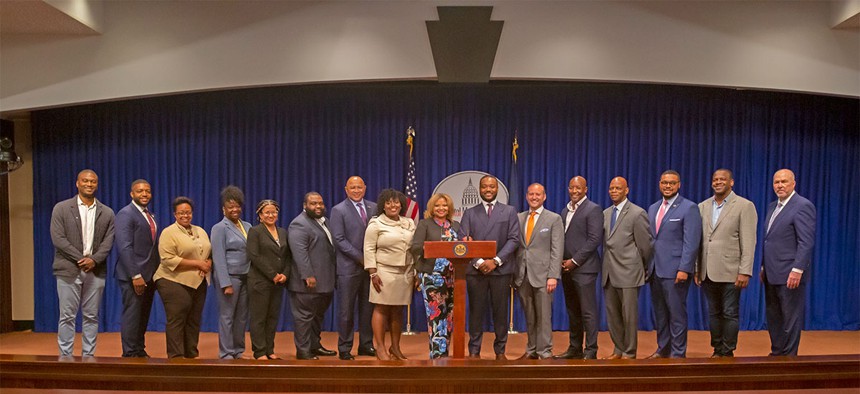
[155,196,212,358]
[364,189,415,360]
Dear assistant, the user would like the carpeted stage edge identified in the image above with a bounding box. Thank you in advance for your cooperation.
[1,331,858,392]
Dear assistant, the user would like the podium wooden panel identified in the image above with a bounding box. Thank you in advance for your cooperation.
[424,240,496,358]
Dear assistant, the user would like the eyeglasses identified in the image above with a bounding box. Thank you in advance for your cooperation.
[175,211,193,216]
[660,181,679,186]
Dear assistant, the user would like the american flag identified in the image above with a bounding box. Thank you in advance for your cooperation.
[403,126,420,222]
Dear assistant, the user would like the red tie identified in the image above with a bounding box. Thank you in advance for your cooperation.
[487,203,494,217]
[143,208,156,241]
[655,200,669,234]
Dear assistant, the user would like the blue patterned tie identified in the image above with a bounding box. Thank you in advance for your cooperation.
[610,206,618,231]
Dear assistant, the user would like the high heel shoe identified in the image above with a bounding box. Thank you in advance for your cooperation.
[389,347,407,360]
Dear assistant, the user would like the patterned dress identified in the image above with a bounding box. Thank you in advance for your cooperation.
[419,219,457,358]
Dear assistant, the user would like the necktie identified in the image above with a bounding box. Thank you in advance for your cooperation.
[525,211,537,245]
[610,206,618,231]
[143,208,156,241]
[767,202,784,233]
[358,202,367,223]
[487,203,494,217]
[655,200,669,234]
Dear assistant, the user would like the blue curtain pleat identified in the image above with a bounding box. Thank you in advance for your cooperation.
[29,81,859,334]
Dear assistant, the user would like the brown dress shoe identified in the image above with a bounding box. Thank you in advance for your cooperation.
[468,353,481,359]
[495,354,508,360]
[602,353,622,360]
[516,353,538,360]
[621,355,636,359]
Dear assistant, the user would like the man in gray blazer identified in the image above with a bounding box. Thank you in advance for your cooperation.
[329,176,377,359]
[602,177,652,359]
[288,192,337,360]
[514,183,564,359]
[50,169,115,357]
[695,169,757,358]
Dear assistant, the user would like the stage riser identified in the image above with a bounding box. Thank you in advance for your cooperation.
[2,355,858,393]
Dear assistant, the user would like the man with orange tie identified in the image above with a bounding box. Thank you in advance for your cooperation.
[514,183,564,359]
[114,179,160,358]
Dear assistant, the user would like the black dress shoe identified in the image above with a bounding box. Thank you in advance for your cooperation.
[357,346,377,357]
[516,353,539,360]
[645,352,665,359]
[313,347,337,357]
[583,353,597,360]
[339,353,355,360]
[553,349,584,359]
[296,353,319,360]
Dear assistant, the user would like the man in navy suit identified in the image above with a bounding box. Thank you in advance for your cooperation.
[114,179,160,357]
[287,192,338,360]
[555,176,604,360]
[329,176,377,359]
[646,170,702,359]
[761,169,816,356]
[459,175,520,360]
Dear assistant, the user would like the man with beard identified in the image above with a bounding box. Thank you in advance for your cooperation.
[555,176,603,360]
[646,170,702,359]
[459,175,520,360]
[761,169,815,356]
[514,183,563,360]
[114,179,160,357]
[50,169,115,357]
[696,169,757,358]
[287,192,337,360]
[329,176,377,359]
[602,177,652,359]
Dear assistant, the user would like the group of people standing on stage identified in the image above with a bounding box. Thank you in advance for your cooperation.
[50,167,814,360]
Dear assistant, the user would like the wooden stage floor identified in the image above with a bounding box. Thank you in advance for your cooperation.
[1,330,858,393]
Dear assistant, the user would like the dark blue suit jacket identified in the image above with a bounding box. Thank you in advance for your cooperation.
[762,193,816,285]
[114,202,160,282]
[648,195,702,279]
[287,212,337,293]
[560,198,603,276]
[459,201,520,276]
[329,198,376,277]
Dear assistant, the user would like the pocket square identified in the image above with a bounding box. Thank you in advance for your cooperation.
[540,228,550,233]
[669,218,681,222]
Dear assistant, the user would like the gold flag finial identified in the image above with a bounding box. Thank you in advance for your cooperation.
[512,131,519,163]
[406,126,415,158]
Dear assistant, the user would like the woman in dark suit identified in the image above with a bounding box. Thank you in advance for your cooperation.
[247,199,291,360]
[410,193,460,359]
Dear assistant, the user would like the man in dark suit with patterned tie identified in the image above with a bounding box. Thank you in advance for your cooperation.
[555,176,604,360]
[761,169,816,356]
[288,192,338,360]
[329,176,377,359]
[459,175,520,360]
[114,179,160,357]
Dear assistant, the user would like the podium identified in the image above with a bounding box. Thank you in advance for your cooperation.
[423,240,496,358]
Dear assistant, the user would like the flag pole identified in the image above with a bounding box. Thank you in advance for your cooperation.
[508,132,520,334]
[403,126,418,336]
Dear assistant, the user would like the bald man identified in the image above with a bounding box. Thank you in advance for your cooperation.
[601,177,652,359]
[329,176,377,359]
[555,176,603,360]
[761,169,816,356]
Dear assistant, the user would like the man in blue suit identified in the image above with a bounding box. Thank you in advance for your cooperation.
[114,179,160,358]
[288,192,338,360]
[646,170,702,359]
[460,175,520,360]
[761,169,816,356]
[329,176,377,360]
[555,176,604,360]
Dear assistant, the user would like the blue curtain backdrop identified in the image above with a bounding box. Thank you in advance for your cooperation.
[30,81,859,334]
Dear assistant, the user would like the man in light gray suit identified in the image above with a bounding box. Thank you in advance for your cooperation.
[514,183,564,360]
[288,192,338,360]
[50,169,115,357]
[695,169,757,358]
[602,177,652,359]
